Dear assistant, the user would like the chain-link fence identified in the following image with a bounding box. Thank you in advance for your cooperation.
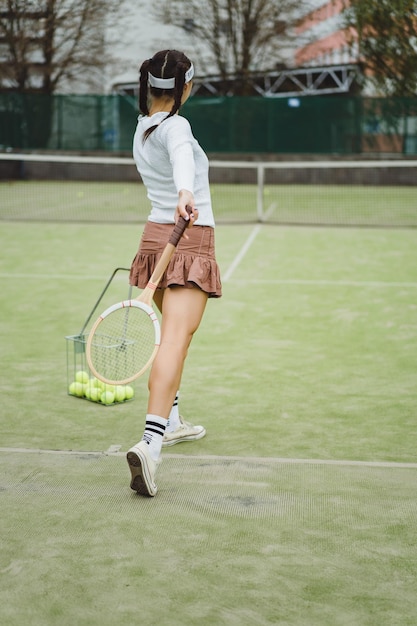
[1,93,417,154]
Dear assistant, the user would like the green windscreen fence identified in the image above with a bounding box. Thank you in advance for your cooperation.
[0,93,416,154]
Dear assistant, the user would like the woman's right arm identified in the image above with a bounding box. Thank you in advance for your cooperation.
[165,117,198,224]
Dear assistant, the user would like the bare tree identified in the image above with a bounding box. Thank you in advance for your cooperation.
[153,0,309,95]
[0,0,127,94]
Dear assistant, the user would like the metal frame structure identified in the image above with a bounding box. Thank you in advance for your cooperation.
[113,64,361,99]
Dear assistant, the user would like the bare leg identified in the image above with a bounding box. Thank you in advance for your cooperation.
[147,286,208,419]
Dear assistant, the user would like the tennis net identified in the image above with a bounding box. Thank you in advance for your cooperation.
[1,152,416,227]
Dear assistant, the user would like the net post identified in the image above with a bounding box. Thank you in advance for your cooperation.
[256,164,265,222]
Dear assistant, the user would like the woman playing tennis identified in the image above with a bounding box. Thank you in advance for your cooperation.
[127,49,222,496]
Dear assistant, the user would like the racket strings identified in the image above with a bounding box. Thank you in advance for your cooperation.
[88,306,158,383]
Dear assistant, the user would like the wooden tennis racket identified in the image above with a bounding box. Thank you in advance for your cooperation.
[86,208,192,385]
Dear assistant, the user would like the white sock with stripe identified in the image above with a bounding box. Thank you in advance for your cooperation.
[166,392,181,433]
[142,414,167,461]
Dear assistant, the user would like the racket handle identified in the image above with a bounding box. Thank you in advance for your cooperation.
[169,206,193,247]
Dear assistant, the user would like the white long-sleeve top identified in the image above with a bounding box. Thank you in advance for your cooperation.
[133,112,215,227]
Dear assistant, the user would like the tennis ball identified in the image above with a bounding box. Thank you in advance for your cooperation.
[101,391,115,405]
[91,377,105,390]
[103,384,115,394]
[84,383,92,400]
[89,387,101,402]
[114,385,126,402]
[69,381,84,397]
[75,370,89,384]
[124,385,134,400]
[84,382,100,400]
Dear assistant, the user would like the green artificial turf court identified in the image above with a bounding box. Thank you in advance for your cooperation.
[1,450,416,626]
[0,215,417,625]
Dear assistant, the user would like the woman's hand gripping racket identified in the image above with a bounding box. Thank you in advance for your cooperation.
[86,208,192,385]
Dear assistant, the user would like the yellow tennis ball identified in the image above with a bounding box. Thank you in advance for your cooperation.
[101,391,115,405]
[89,387,101,402]
[124,385,134,400]
[91,377,105,390]
[69,381,84,397]
[84,383,92,400]
[114,385,126,402]
[75,370,89,384]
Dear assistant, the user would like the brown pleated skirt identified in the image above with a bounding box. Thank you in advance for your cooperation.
[129,221,222,298]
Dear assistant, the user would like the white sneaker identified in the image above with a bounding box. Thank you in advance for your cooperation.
[162,416,206,447]
[126,441,160,496]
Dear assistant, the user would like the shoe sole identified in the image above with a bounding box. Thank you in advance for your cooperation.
[162,428,206,448]
[126,449,157,497]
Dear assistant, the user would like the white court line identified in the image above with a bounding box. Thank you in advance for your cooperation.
[0,447,416,469]
[222,224,262,283]
[262,202,277,221]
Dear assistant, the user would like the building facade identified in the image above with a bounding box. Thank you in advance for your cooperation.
[294,0,357,67]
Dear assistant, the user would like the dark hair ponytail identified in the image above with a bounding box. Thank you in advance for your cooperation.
[139,50,193,142]
[138,59,151,116]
